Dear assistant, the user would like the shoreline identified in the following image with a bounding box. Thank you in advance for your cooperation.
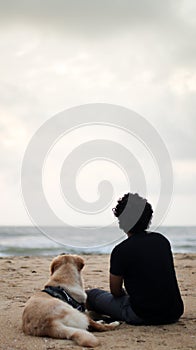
[0,253,195,349]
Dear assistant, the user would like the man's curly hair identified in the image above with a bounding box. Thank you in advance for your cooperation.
[112,193,153,233]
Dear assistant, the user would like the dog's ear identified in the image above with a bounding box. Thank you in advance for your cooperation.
[50,256,63,275]
[75,256,85,271]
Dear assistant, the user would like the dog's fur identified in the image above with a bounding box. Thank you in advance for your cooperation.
[22,254,119,347]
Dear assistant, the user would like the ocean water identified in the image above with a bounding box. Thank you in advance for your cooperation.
[0,226,195,257]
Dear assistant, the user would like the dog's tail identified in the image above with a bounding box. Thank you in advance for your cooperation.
[48,322,100,347]
[69,328,100,347]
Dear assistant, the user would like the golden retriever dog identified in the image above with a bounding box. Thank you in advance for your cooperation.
[22,254,119,347]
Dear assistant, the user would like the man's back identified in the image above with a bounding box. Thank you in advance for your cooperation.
[110,231,184,324]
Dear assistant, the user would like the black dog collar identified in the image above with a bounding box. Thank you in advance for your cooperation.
[42,286,85,312]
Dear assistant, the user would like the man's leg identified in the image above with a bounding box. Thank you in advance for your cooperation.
[86,288,144,324]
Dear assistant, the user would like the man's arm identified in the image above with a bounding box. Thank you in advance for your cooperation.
[110,273,126,297]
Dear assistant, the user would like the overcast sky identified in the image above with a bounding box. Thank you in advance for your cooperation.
[0,0,195,226]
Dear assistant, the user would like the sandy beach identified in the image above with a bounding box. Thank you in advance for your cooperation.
[0,253,195,350]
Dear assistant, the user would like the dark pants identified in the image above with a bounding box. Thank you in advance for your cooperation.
[86,288,144,325]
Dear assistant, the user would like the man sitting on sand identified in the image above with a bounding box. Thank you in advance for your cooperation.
[86,193,184,325]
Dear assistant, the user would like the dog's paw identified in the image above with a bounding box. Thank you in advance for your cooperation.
[96,320,105,324]
[108,321,120,327]
[96,320,121,327]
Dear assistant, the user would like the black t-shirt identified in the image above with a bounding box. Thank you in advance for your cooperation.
[110,231,184,324]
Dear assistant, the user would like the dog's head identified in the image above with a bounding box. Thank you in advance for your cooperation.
[50,254,85,275]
